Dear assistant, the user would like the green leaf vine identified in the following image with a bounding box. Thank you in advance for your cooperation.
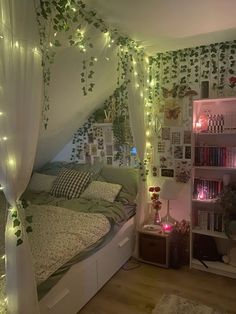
[36,0,146,129]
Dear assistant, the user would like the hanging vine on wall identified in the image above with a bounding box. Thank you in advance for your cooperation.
[36,0,146,128]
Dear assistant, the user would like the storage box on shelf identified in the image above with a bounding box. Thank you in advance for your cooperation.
[191,97,236,279]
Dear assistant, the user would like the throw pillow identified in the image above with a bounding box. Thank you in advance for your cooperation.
[50,168,91,199]
[28,173,57,192]
[80,181,122,203]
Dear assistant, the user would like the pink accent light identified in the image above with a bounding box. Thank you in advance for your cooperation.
[162,223,173,233]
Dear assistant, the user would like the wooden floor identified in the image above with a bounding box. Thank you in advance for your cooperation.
[79,259,236,314]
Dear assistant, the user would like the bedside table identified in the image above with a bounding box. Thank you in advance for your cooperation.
[138,227,171,268]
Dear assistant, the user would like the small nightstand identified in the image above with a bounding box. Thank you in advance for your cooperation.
[138,227,171,268]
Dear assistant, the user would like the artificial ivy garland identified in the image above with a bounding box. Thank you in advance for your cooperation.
[36,0,146,128]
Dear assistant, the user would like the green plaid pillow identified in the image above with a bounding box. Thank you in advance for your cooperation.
[50,168,91,199]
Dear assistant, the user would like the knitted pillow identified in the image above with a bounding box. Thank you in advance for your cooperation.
[50,168,91,199]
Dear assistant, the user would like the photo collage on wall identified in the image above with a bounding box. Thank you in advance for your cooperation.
[76,124,136,167]
[157,127,192,183]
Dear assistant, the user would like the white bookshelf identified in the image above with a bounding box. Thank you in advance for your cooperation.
[191,97,236,278]
[191,259,236,279]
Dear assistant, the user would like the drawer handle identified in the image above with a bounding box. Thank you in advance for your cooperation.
[47,288,70,309]
[118,237,129,248]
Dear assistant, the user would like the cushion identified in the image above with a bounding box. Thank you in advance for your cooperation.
[80,181,122,203]
[50,168,91,199]
[28,173,57,192]
[100,166,138,196]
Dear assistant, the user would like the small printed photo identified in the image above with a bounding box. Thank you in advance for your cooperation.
[174,146,183,159]
[93,126,103,137]
[160,156,168,168]
[157,142,165,153]
[104,128,113,144]
[84,143,90,154]
[90,144,98,156]
[88,133,94,143]
[183,130,191,144]
[171,132,181,145]
[97,138,104,150]
[107,156,113,165]
[93,156,100,164]
[161,168,174,178]
[185,146,191,159]
[85,155,92,164]
[106,144,113,156]
[161,127,171,140]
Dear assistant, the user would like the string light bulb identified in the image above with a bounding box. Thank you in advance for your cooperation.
[15,41,19,48]
[2,137,7,141]
[0,35,3,39]
[0,112,3,116]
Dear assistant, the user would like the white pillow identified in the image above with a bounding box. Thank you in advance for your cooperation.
[28,173,57,192]
[80,181,122,203]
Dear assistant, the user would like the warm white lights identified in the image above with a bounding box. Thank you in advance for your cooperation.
[0,186,4,191]
[1,255,6,260]
[53,32,57,37]
[2,137,7,141]
[145,56,149,64]
[105,57,110,61]
[146,130,150,137]
[1,274,6,278]
[134,71,138,76]
[150,80,155,87]
[15,41,19,48]
[71,7,76,12]
[0,112,3,116]
[94,57,98,62]
[49,42,53,47]
[0,35,3,39]
[8,157,16,167]
[135,83,140,88]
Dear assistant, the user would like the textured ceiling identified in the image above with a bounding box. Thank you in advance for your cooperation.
[86,0,236,54]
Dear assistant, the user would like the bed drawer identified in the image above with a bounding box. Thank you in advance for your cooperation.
[97,221,135,289]
[40,259,97,314]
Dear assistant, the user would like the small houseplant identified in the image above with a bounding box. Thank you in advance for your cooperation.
[217,182,236,238]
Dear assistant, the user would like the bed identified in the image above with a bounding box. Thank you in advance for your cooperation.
[21,163,138,313]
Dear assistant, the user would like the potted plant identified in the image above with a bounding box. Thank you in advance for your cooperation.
[217,182,236,238]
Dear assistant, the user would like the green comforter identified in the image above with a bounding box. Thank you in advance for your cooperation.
[21,191,126,224]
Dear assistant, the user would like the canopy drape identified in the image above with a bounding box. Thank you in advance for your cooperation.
[127,64,148,256]
[0,0,42,313]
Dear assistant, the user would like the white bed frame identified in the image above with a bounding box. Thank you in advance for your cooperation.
[39,217,135,314]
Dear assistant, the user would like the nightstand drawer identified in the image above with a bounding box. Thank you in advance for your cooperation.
[139,232,169,267]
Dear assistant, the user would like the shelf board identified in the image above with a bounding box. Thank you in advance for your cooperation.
[192,199,217,204]
[194,166,236,170]
[192,228,227,239]
[193,132,236,135]
[191,258,236,279]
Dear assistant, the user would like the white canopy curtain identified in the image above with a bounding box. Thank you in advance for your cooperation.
[127,62,148,254]
[0,1,42,313]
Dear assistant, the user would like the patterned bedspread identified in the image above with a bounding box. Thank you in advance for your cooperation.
[26,204,111,284]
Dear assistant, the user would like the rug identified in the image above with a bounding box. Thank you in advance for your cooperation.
[152,294,227,314]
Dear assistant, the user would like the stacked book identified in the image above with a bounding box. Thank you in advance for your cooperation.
[193,178,223,200]
[194,209,224,233]
[195,146,236,167]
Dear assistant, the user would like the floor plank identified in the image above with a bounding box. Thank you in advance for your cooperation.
[79,259,236,314]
